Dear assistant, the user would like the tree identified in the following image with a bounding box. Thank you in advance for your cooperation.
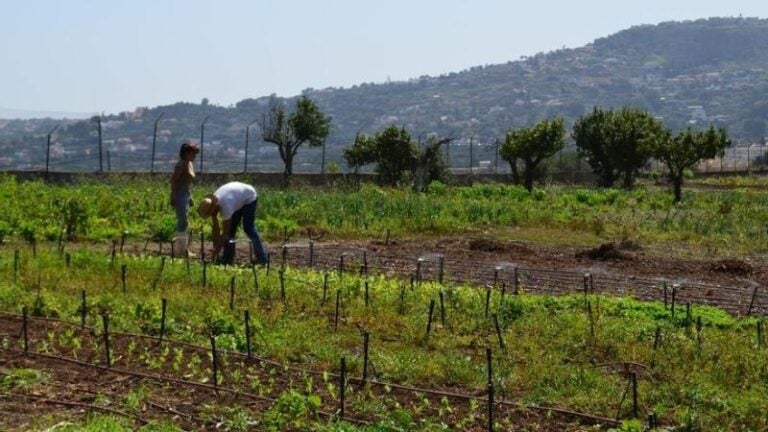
[645,126,730,202]
[344,126,415,185]
[260,96,331,186]
[611,108,666,189]
[343,125,451,190]
[412,135,452,192]
[500,118,565,192]
[572,107,664,188]
[572,107,616,187]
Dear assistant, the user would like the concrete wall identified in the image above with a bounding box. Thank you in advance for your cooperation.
[4,170,600,187]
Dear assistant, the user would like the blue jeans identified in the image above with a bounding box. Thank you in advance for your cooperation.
[173,190,191,232]
[221,199,269,264]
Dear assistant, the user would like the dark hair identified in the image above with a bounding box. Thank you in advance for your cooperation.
[179,142,199,158]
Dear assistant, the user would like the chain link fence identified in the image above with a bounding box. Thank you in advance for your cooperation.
[4,122,767,177]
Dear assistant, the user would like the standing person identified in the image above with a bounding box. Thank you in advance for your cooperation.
[170,141,199,257]
[197,181,269,265]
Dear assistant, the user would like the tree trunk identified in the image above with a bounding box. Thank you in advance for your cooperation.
[508,160,520,185]
[523,162,535,192]
[672,172,684,203]
[282,151,294,188]
[599,170,615,188]
[622,169,634,190]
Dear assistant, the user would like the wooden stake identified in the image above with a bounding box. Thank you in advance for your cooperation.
[244,310,252,358]
[102,313,111,367]
[426,299,435,336]
[362,332,370,383]
[22,306,28,353]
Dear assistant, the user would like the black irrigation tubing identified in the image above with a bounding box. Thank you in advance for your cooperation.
[2,392,150,426]
[1,313,620,427]
[4,373,197,430]
[0,346,365,426]
[40,378,198,427]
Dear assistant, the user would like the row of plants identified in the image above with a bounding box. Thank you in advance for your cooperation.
[2,174,768,254]
[2,243,768,430]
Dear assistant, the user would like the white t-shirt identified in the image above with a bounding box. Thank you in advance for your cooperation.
[214,182,257,220]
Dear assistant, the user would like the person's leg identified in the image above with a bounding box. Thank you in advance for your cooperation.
[242,199,268,264]
[220,208,243,264]
[174,190,190,232]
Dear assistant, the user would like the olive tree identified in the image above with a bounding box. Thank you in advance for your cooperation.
[343,125,451,190]
[573,107,664,188]
[500,118,566,192]
[260,96,331,186]
[645,126,730,202]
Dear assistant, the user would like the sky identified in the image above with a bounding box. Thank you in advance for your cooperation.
[1,0,767,118]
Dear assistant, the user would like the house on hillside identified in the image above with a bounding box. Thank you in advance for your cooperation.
[687,106,707,124]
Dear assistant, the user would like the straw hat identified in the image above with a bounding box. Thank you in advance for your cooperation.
[197,196,215,217]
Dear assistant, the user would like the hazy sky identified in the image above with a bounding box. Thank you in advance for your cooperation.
[1,0,767,117]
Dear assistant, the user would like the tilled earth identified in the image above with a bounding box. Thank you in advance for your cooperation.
[2,235,765,430]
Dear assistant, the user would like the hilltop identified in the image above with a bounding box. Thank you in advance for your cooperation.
[2,17,768,171]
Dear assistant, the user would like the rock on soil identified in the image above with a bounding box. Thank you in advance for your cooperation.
[576,243,630,261]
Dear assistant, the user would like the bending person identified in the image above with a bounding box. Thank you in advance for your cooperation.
[197,181,269,265]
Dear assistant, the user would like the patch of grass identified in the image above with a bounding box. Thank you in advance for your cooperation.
[1,368,48,391]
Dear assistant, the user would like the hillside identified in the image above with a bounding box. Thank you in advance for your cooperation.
[2,17,768,172]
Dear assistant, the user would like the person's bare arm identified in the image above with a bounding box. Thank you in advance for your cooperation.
[211,212,224,257]
[218,218,232,251]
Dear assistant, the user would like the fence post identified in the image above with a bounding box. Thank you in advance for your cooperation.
[199,115,210,174]
[150,112,165,173]
[45,124,60,178]
[95,115,103,172]
[244,119,257,173]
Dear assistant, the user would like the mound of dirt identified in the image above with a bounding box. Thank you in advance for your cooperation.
[710,259,753,276]
[618,238,642,251]
[576,243,629,261]
[469,238,508,252]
